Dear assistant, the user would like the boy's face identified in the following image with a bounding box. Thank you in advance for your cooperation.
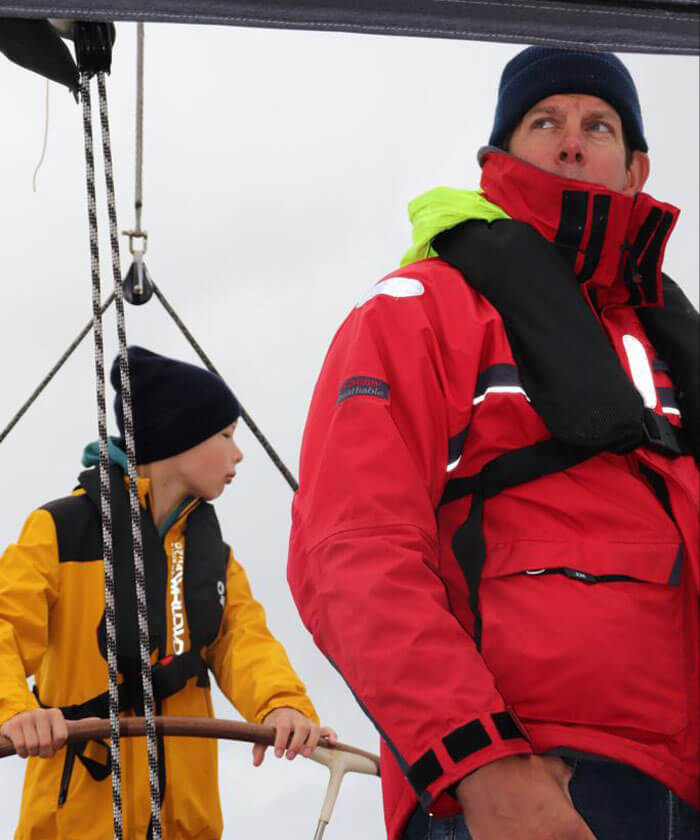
[172,421,243,501]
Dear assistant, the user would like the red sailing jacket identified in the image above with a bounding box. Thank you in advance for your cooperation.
[288,150,700,840]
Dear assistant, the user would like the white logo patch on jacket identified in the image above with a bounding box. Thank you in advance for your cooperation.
[170,540,186,655]
[356,277,425,308]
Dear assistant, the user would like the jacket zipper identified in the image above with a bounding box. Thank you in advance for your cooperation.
[520,567,642,584]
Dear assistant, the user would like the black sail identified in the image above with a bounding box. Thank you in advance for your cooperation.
[0,0,697,55]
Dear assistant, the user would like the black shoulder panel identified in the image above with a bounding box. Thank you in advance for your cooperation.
[40,494,102,564]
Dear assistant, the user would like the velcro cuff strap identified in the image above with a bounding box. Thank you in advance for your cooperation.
[442,719,491,763]
[407,749,443,794]
[492,710,527,741]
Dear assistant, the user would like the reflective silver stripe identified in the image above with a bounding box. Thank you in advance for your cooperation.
[473,385,529,406]
[623,334,657,409]
[473,364,528,407]
[447,424,469,473]
[657,387,681,417]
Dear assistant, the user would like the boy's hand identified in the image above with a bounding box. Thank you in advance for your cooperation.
[456,754,598,840]
[0,708,68,759]
[253,707,338,766]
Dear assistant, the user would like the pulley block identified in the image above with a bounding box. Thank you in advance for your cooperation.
[123,258,154,305]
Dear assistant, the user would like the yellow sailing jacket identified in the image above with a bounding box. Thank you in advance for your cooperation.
[0,459,318,840]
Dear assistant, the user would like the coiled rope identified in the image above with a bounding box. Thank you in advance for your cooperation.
[80,68,162,838]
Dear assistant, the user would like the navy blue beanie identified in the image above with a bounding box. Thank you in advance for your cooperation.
[490,47,647,153]
[111,346,241,464]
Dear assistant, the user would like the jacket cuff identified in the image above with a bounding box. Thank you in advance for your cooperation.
[255,694,320,726]
[406,709,532,813]
[0,694,40,729]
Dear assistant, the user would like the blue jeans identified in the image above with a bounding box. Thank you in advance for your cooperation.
[402,759,700,840]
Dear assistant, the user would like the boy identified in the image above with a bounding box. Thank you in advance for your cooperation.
[0,346,335,839]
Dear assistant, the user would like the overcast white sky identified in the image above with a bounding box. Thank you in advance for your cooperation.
[0,21,697,840]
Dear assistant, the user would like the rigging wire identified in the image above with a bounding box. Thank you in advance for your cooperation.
[0,293,115,446]
[152,282,300,491]
[122,22,149,297]
[135,22,144,235]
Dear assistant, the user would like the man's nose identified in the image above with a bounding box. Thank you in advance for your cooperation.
[234,445,244,464]
[558,133,586,165]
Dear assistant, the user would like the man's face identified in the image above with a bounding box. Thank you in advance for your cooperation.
[508,93,649,195]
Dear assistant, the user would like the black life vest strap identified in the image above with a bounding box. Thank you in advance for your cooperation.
[442,439,596,651]
[442,409,686,510]
[36,649,209,722]
[36,649,208,806]
[441,438,595,508]
[440,411,687,652]
[58,738,111,807]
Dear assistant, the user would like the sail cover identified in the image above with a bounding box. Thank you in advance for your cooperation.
[0,0,697,55]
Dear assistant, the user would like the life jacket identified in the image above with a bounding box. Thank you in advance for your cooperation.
[432,206,696,649]
[38,463,230,807]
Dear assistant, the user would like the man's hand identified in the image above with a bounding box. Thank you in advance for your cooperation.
[456,754,598,840]
[252,707,338,766]
[0,708,68,759]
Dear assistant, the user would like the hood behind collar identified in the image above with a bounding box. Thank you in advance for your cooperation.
[82,437,128,471]
[80,438,196,538]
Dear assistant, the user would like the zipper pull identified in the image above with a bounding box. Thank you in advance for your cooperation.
[562,567,597,583]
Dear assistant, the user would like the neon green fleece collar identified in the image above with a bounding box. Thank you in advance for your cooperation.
[401,187,510,267]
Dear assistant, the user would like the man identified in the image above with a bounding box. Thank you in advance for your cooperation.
[288,47,700,840]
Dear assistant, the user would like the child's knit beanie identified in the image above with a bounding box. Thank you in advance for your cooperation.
[111,346,241,464]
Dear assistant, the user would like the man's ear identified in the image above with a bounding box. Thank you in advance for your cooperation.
[625,151,650,195]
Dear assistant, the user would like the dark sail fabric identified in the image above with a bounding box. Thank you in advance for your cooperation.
[0,0,697,55]
[0,17,78,91]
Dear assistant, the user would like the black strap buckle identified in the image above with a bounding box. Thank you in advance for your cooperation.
[151,650,210,698]
[642,408,682,457]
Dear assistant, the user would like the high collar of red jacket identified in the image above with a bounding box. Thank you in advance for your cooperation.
[478,147,680,309]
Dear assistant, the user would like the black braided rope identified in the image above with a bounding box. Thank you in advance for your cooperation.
[79,72,123,840]
[97,71,163,838]
[152,282,299,492]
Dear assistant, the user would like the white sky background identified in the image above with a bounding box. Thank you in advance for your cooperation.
[0,21,697,839]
